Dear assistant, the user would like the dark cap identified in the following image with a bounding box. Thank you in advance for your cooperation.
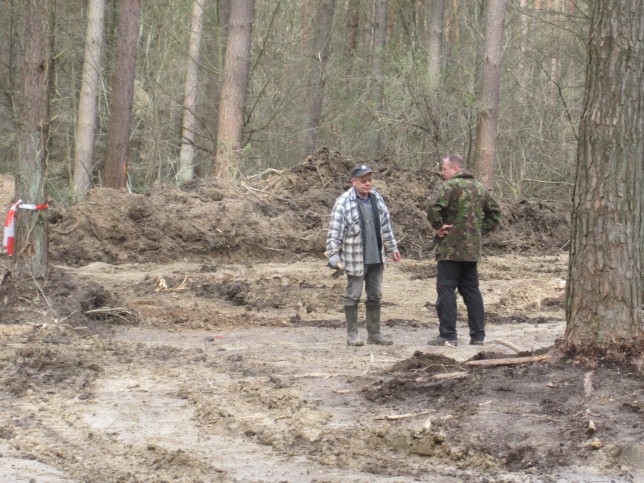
[351,164,374,178]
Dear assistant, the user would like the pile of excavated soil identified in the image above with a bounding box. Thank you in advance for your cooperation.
[45,148,570,268]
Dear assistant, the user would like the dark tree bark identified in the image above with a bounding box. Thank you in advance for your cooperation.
[473,0,505,190]
[103,0,141,189]
[13,0,53,279]
[344,0,360,73]
[369,0,388,157]
[565,0,643,346]
[425,0,445,151]
[199,0,231,179]
[302,0,337,157]
[214,0,255,180]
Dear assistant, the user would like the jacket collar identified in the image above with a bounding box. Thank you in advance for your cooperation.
[453,170,474,180]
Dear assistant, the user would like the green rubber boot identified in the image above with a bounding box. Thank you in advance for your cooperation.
[366,305,392,345]
[344,305,364,346]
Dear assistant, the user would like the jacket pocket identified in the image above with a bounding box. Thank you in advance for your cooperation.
[346,219,361,237]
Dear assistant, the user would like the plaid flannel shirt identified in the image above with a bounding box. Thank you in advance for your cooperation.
[326,188,398,276]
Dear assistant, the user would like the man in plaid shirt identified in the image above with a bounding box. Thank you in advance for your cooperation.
[326,164,401,346]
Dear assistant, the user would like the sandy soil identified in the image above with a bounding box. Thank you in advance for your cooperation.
[0,253,642,482]
[0,154,641,481]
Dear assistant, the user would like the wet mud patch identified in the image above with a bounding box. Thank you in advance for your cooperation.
[362,352,471,403]
[0,337,102,396]
[288,316,343,328]
[385,318,426,328]
[0,265,138,329]
[359,349,644,475]
[190,273,335,314]
[540,294,565,310]
[487,311,564,325]
[399,263,437,280]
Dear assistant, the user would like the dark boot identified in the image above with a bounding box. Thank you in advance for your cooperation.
[344,305,364,346]
[366,305,392,345]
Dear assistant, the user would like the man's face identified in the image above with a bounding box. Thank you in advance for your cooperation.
[441,159,459,180]
[352,173,373,198]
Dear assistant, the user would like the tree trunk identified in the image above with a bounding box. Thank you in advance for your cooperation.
[565,0,643,345]
[370,0,388,158]
[344,0,360,74]
[178,0,206,184]
[103,0,141,189]
[517,0,531,90]
[302,0,337,157]
[214,0,255,181]
[198,0,230,179]
[473,0,505,190]
[13,0,53,279]
[466,0,484,166]
[426,0,445,150]
[73,0,106,197]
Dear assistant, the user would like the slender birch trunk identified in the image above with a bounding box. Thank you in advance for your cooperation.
[178,0,206,184]
[73,0,106,196]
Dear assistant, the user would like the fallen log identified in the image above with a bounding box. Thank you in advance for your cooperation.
[465,353,550,367]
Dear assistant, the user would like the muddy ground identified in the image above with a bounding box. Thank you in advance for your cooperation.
[0,151,642,482]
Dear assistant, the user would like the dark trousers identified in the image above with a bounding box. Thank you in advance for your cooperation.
[344,263,384,308]
[436,260,485,341]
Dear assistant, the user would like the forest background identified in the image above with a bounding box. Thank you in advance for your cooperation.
[0,0,584,203]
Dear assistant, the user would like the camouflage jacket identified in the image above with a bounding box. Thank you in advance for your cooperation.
[426,170,501,262]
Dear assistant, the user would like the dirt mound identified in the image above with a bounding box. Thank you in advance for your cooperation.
[361,348,644,475]
[0,263,140,328]
[47,149,570,268]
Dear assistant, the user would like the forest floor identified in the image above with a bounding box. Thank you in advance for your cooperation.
[0,151,642,482]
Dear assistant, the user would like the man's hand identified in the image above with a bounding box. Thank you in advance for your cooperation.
[437,224,453,238]
[328,254,341,269]
[391,251,401,263]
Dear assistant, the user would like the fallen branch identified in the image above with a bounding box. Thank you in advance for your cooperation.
[31,273,56,316]
[246,168,284,180]
[299,229,324,240]
[291,373,338,379]
[240,182,286,201]
[494,339,525,354]
[433,371,469,380]
[155,276,190,292]
[374,410,430,421]
[584,370,594,397]
[465,353,550,367]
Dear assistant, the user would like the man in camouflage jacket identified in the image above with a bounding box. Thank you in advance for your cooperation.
[326,164,401,346]
[426,154,501,346]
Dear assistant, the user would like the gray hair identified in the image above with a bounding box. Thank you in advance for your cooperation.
[444,154,465,169]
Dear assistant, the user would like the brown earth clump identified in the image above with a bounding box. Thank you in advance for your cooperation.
[45,148,570,268]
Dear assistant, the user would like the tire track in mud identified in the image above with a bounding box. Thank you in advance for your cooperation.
[76,333,460,482]
[11,255,623,482]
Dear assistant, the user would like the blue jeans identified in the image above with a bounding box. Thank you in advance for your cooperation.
[344,263,384,308]
[436,260,485,341]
